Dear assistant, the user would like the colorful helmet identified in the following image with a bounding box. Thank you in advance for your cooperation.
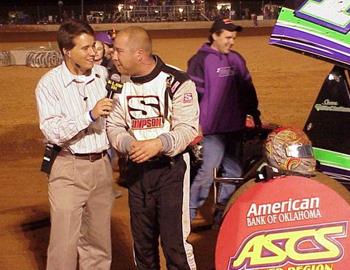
[264,127,316,176]
[95,31,113,45]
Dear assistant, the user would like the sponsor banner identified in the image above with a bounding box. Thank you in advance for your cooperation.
[216,175,350,270]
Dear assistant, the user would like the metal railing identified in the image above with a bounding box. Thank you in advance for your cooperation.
[112,4,208,23]
[0,1,284,25]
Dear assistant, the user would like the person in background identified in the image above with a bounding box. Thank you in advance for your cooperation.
[187,18,261,226]
[107,26,198,270]
[94,31,114,68]
[35,19,115,270]
[94,38,107,65]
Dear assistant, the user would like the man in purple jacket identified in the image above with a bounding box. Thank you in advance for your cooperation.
[187,18,261,225]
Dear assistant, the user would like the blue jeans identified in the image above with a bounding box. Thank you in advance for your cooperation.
[190,134,242,221]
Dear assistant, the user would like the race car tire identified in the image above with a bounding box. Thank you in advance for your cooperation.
[0,51,11,66]
[26,50,62,68]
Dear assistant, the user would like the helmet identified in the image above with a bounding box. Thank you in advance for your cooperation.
[264,127,316,176]
[95,31,113,46]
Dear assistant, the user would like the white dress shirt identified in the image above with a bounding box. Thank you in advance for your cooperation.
[36,62,110,154]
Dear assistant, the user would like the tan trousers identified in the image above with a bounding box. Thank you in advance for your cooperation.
[46,154,115,270]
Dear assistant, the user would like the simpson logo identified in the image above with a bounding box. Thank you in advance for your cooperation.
[131,117,163,129]
[127,96,164,130]
[229,222,347,270]
[183,93,193,103]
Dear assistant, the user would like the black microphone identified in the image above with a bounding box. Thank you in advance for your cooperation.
[106,73,124,99]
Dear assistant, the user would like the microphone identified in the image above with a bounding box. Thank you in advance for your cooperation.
[106,73,124,99]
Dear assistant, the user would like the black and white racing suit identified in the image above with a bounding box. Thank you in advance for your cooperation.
[107,56,199,270]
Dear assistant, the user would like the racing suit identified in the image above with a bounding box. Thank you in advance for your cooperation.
[107,56,199,270]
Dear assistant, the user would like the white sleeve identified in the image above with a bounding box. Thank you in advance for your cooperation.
[159,80,200,156]
[106,97,136,154]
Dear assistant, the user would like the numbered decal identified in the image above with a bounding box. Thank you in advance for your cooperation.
[295,0,350,33]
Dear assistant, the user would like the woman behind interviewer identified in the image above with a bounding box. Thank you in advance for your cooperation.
[94,31,114,68]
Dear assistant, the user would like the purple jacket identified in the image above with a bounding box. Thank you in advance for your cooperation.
[187,43,260,135]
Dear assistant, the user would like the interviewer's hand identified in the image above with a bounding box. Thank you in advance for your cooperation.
[129,138,163,163]
[91,98,113,119]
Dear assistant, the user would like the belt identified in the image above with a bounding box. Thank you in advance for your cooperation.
[59,150,108,162]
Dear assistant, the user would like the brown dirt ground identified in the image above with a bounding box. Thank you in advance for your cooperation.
[0,32,333,270]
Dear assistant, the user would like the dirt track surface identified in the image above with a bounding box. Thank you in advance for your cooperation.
[0,33,333,269]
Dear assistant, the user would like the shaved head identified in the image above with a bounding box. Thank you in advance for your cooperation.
[116,26,152,55]
[113,26,155,76]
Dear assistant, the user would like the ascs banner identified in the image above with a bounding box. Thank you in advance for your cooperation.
[216,175,350,270]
